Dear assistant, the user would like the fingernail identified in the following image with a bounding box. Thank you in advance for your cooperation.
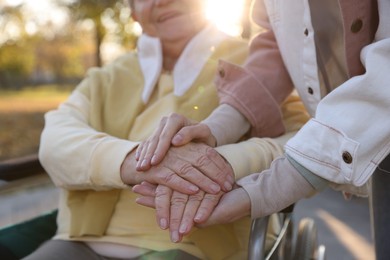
[171,231,179,243]
[189,185,199,192]
[172,134,182,144]
[136,161,141,170]
[141,159,148,168]
[160,218,168,229]
[194,213,203,222]
[179,223,187,234]
[224,181,232,191]
[211,183,220,193]
[135,150,140,160]
[151,155,157,165]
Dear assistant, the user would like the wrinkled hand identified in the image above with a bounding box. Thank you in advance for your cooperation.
[132,182,224,243]
[135,113,216,171]
[121,142,234,195]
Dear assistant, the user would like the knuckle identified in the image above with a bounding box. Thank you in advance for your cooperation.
[195,154,210,168]
[204,193,222,205]
[171,194,188,206]
[155,186,170,197]
[188,191,204,202]
[160,172,177,185]
[178,163,195,177]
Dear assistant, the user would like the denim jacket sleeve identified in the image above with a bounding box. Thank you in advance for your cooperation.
[286,0,390,186]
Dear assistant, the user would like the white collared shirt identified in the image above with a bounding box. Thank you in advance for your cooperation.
[138,25,228,103]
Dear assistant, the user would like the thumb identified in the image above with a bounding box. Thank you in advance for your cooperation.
[172,123,216,147]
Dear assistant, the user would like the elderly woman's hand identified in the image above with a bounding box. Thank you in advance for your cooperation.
[122,142,234,195]
[132,182,224,243]
[133,182,251,242]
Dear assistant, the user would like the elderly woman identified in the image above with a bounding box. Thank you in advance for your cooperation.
[24,0,257,259]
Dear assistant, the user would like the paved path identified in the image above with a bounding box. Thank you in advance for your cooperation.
[294,188,374,260]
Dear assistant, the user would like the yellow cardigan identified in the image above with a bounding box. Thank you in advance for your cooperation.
[45,36,252,260]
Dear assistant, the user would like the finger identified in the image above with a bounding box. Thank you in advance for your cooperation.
[132,182,157,197]
[201,147,235,192]
[136,117,167,170]
[179,190,204,236]
[151,170,199,194]
[169,191,188,243]
[172,123,215,147]
[155,185,172,230]
[136,139,151,170]
[194,191,223,223]
[151,114,189,166]
[135,196,156,208]
[171,145,233,193]
[170,160,221,194]
[135,142,145,161]
[198,188,251,227]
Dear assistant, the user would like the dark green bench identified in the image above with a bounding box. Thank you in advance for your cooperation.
[0,155,58,260]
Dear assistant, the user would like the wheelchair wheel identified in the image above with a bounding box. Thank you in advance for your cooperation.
[294,218,318,260]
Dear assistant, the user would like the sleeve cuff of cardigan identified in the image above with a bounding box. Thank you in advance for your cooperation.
[215,137,283,180]
[89,137,139,189]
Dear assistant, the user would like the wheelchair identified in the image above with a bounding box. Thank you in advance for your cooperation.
[248,205,326,260]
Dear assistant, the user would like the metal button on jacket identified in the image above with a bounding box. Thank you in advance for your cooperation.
[218,68,225,78]
[342,151,353,164]
[351,19,363,33]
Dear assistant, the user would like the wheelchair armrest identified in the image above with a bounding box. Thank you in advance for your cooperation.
[248,215,270,260]
[248,209,294,260]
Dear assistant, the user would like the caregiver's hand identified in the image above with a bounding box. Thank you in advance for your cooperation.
[135,113,216,170]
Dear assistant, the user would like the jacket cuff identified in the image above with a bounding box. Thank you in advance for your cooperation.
[215,60,285,138]
[237,157,315,218]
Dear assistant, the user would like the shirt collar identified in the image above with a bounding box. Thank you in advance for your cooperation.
[137,25,228,103]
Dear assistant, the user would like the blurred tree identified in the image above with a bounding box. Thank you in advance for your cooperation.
[0,41,35,89]
[57,0,137,67]
[0,3,26,44]
[33,20,93,84]
[0,3,36,88]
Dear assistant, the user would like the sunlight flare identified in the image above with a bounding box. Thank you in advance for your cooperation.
[206,0,245,36]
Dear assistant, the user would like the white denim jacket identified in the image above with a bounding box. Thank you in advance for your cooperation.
[266,0,390,186]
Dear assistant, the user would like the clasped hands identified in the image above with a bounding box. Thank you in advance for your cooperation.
[120,114,250,242]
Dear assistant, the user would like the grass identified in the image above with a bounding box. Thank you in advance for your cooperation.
[0,85,73,161]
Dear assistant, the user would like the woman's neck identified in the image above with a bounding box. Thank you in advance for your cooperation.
[161,37,190,71]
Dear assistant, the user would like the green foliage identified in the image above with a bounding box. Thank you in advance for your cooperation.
[0,42,34,76]
[57,0,138,66]
[0,0,138,89]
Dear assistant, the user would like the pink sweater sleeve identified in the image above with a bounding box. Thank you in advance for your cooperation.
[215,1,294,138]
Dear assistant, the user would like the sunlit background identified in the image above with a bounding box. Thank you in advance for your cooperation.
[3,0,246,37]
[2,0,248,64]
[0,0,251,160]
[0,3,376,260]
